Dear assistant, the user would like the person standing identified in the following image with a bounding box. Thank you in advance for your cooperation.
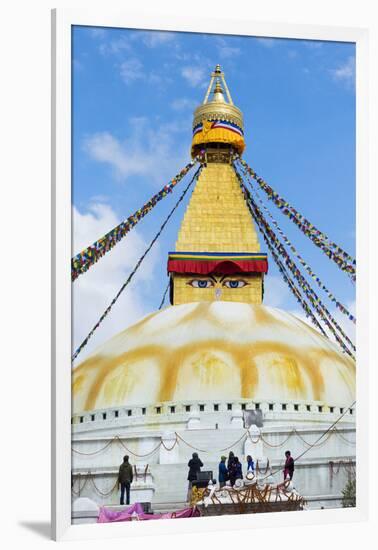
[187,452,203,483]
[227,451,237,487]
[187,452,204,501]
[118,455,133,505]
[234,457,243,480]
[283,450,295,481]
[246,455,255,473]
[218,456,228,488]
[227,451,235,471]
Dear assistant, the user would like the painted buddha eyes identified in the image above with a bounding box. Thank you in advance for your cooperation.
[189,279,214,288]
[188,279,248,289]
[223,280,247,289]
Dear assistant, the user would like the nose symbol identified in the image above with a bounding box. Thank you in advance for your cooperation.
[215,288,222,300]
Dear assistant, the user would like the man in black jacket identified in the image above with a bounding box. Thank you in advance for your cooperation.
[187,453,203,501]
[187,452,204,482]
[118,455,133,505]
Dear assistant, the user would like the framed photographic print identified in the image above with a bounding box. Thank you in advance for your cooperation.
[52,7,369,542]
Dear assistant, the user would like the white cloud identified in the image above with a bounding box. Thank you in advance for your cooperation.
[117,57,172,88]
[171,97,197,111]
[83,132,135,176]
[304,40,323,50]
[255,37,276,48]
[332,299,356,343]
[264,274,355,348]
[146,71,171,88]
[90,28,107,39]
[72,202,160,363]
[138,31,175,47]
[90,194,110,203]
[98,30,175,56]
[82,118,190,185]
[174,51,199,62]
[263,275,291,308]
[99,36,132,56]
[330,56,355,89]
[219,46,241,58]
[181,66,207,88]
[119,58,144,83]
[288,299,356,348]
[91,27,135,56]
[216,37,241,59]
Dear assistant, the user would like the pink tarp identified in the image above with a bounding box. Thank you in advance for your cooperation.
[97,503,200,523]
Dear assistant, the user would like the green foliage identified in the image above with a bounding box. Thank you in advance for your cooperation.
[342,478,356,508]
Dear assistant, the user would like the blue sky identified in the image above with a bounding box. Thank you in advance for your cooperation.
[72,26,355,361]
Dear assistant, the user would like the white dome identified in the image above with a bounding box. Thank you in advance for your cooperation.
[72,302,355,413]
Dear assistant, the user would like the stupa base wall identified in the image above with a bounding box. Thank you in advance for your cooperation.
[72,410,355,517]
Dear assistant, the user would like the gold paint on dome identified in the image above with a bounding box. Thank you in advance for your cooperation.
[72,302,355,413]
[83,345,166,411]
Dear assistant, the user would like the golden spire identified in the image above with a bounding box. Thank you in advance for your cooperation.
[191,65,245,157]
[170,160,265,306]
[202,64,234,105]
[168,65,266,306]
[175,163,260,253]
[212,80,225,103]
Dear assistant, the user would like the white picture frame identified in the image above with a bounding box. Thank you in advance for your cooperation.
[51,7,370,542]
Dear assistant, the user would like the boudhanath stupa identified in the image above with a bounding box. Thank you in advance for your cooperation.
[71,65,355,522]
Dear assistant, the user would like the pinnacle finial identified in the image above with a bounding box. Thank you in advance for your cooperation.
[213,80,225,103]
[191,64,244,157]
[202,65,232,105]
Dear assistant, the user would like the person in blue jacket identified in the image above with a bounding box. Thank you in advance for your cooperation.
[218,455,228,488]
[246,455,255,473]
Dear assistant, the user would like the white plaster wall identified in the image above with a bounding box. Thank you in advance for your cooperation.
[72,403,355,511]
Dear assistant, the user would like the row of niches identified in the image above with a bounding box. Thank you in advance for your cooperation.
[72,400,355,425]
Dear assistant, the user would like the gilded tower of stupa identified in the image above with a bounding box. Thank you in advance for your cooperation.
[168,65,268,306]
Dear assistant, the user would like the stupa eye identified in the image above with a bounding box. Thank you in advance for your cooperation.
[223,280,247,289]
[188,279,214,288]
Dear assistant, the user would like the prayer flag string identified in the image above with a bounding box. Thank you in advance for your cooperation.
[249,193,355,357]
[72,166,202,362]
[71,158,201,281]
[158,281,170,310]
[232,170,328,336]
[251,195,355,357]
[236,157,356,280]
[237,161,356,324]
[250,193,355,357]
[247,193,327,336]
[233,166,355,358]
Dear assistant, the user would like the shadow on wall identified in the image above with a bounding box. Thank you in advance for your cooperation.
[18,521,51,540]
